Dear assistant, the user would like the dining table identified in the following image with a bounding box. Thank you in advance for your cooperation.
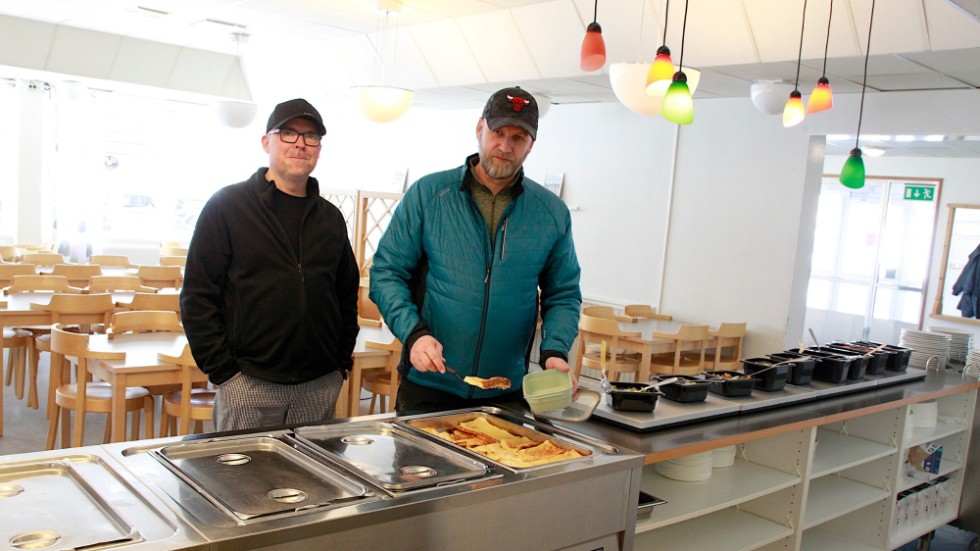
[84,331,197,442]
[338,323,397,418]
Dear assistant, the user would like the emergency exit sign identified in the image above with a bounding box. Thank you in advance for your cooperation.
[904,185,935,201]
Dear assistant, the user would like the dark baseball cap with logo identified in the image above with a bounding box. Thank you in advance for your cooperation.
[266,98,327,136]
[481,87,538,140]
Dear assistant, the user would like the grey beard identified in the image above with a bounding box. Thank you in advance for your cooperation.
[481,156,519,180]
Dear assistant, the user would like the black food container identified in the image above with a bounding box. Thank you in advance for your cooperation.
[741,358,790,391]
[802,350,853,383]
[606,382,662,412]
[652,375,709,403]
[769,352,816,385]
[829,342,891,375]
[817,346,869,380]
[703,371,757,397]
[854,341,911,372]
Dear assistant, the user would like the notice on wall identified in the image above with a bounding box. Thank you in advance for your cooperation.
[543,173,564,197]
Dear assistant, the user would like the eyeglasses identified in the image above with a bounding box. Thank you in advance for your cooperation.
[269,128,322,146]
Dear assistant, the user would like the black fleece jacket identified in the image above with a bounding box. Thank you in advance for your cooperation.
[180,168,359,385]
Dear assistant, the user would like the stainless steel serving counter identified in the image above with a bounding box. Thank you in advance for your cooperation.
[0,407,644,551]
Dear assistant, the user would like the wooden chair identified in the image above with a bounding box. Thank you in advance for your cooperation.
[0,245,19,262]
[362,339,402,414]
[649,325,711,376]
[582,305,632,322]
[51,264,102,287]
[0,263,37,289]
[88,275,156,293]
[703,322,747,371]
[358,276,382,327]
[116,292,180,314]
[21,252,66,267]
[31,293,117,413]
[2,315,31,431]
[4,274,83,294]
[160,245,188,257]
[46,323,154,449]
[137,265,183,290]
[159,256,186,267]
[575,314,649,382]
[88,255,132,268]
[158,344,213,436]
[624,304,673,321]
[108,310,183,338]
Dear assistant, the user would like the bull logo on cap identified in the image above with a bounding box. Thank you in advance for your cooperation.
[506,95,531,112]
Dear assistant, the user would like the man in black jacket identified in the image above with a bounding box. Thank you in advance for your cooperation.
[181,98,359,431]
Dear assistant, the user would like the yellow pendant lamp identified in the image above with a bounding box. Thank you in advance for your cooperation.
[783,0,808,128]
[645,0,674,94]
[807,0,835,114]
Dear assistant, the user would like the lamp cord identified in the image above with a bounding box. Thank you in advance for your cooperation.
[854,0,875,148]
[662,0,670,46]
[592,0,598,23]
[821,0,833,77]
[793,0,808,90]
[678,0,689,70]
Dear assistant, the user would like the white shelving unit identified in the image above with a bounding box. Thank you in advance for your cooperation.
[635,386,977,551]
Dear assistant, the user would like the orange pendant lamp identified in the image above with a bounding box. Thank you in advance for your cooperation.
[807,0,834,114]
[580,0,606,72]
[783,0,808,128]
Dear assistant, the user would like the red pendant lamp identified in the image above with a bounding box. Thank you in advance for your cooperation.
[580,0,606,72]
[807,0,834,114]
[783,0,808,127]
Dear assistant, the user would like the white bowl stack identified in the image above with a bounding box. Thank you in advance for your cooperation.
[930,327,974,367]
[900,329,951,370]
[711,445,737,468]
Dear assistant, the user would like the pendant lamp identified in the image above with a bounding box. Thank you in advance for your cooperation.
[352,0,414,123]
[645,0,674,94]
[580,0,606,72]
[661,0,693,124]
[840,0,876,189]
[783,0,808,127]
[214,30,258,128]
[807,0,834,113]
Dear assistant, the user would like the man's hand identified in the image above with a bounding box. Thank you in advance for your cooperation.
[410,335,447,373]
[544,356,578,392]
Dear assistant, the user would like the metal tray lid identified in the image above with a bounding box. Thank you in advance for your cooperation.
[294,421,489,491]
[155,435,374,524]
[0,460,142,550]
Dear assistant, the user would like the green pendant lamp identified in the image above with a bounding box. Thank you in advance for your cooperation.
[783,0,808,128]
[839,0,876,189]
[661,0,693,125]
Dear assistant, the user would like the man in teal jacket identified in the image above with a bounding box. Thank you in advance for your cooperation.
[370,87,582,414]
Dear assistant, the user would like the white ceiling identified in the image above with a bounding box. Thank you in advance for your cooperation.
[2,0,980,156]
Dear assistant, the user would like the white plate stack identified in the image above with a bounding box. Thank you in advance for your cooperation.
[712,445,737,468]
[654,450,713,482]
[899,329,951,370]
[965,348,980,379]
[931,327,974,367]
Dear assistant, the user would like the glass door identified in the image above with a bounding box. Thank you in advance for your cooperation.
[804,177,940,345]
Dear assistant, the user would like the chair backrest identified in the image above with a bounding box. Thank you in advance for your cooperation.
[42,293,117,326]
[51,264,102,286]
[651,324,710,374]
[582,305,633,322]
[576,314,644,377]
[4,275,82,294]
[708,322,747,369]
[22,253,66,266]
[578,314,640,338]
[711,322,747,338]
[0,263,37,287]
[159,256,187,267]
[624,304,673,321]
[137,265,183,289]
[88,275,156,293]
[158,342,196,368]
[50,323,125,361]
[88,255,132,268]
[119,292,180,314]
[161,246,188,257]
[0,245,18,262]
[108,310,183,337]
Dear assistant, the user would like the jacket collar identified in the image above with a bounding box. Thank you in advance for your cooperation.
[252,167,321,208]
[460,153,525,198]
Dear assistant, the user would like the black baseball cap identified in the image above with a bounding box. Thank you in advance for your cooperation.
[266,98,326,135]
[481,87,538,140]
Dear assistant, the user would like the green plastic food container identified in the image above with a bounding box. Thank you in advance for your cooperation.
[523,370,573,413]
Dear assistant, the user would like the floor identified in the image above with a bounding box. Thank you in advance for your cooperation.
[0,351,381,457]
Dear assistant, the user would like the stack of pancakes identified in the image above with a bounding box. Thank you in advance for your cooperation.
[422,416,582,468]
